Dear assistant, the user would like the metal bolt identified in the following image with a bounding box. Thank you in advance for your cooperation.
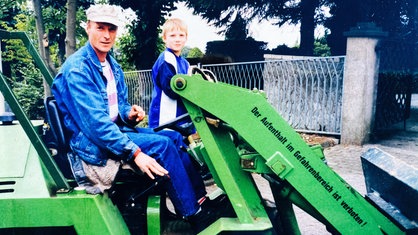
[174,77,186,90]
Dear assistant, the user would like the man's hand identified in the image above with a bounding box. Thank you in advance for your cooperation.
[129,105,145,122]
[134,152,169,179]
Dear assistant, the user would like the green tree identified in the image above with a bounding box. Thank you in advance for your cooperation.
[324,0,416,55]
[41,0,92,65]
[269,44,299,55]
[313,35,330,57]
[224,15,248,40]
[184,0,328,56]
[180,46,191,58]
[369,0,415,38]
[0,0,28,24]
[0,1,18,20]
[109,0,177,69]
[187,47,204,58]
[1,11,44,119]
[322,0,362,55]
[115,28,138,70]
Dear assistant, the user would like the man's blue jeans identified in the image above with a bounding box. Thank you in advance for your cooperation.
[126,127,206,217]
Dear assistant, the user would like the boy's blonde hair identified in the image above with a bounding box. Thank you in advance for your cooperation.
[162,18,188,37]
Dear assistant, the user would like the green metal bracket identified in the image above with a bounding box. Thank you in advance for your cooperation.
[266,151,294,179]
[147,195,162,235]
[182,98,274,234]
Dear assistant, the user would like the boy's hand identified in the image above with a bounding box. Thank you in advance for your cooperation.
[129,105,145,122]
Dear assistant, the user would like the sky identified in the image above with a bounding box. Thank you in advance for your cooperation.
[169,2,302,52]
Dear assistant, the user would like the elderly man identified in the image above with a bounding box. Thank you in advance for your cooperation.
[52,4,229,233]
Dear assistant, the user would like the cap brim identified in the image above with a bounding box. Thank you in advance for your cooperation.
[89,16,119,27]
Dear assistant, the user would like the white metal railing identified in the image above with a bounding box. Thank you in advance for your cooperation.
[124,56,345,135]
[124,69,153,114]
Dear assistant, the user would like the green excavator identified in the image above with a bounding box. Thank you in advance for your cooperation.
[0,29,417,235]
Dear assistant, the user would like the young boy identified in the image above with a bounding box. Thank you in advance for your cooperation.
[149,18,190,128]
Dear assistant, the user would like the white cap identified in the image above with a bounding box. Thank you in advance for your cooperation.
[86,4,122,27]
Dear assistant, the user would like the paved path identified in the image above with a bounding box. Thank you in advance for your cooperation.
[290,95,418,234]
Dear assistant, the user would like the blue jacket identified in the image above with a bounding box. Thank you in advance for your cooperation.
[52,42,139,166]
[149,48,189,128]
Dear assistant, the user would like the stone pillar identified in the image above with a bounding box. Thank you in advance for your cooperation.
[341,22,387,145]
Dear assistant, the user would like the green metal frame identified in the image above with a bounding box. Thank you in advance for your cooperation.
[171,74,405,235]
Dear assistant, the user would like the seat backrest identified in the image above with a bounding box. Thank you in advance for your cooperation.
[45,96,67,148]
[44,96,73,178]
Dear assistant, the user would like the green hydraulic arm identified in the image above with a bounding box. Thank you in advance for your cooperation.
[171,74,405,235]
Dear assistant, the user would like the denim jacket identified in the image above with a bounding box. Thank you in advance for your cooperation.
[52,42,139,166]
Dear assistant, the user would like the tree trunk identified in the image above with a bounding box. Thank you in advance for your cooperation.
[414,0,418,68]
[65,0,77,58]
[32,0,56,97]
[299,0,318,56]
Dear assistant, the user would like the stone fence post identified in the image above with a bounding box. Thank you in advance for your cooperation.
[341,22,387,145]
